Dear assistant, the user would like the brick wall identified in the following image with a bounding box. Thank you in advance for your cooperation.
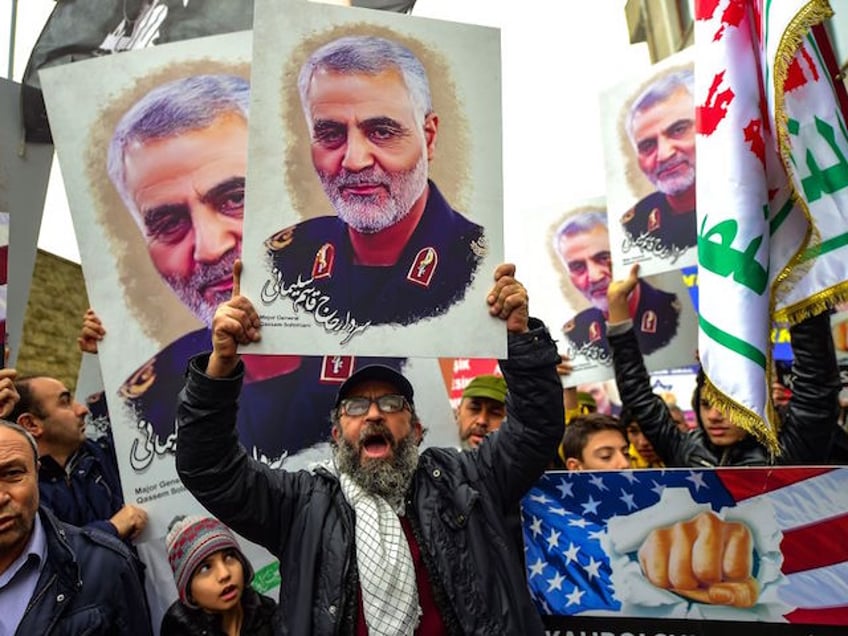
[16,249,90,391]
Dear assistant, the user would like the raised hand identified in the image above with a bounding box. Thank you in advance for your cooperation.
[607,264,640,323]
[487,263,529,334]
[0,368,19,419]
[207,260,261,378]
[78,308,106,354]
[109,503,149,541]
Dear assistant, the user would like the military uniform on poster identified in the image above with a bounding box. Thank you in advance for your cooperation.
[267,181,487,327]
[119,328,405,460]
[621,191,696,255]
[563,279,682,360]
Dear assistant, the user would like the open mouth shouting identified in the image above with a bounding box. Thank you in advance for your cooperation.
[360,427,396,460]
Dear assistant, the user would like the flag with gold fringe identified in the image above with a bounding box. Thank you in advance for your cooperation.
[695,0,848,454]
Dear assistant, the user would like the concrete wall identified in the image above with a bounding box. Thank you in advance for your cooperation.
[16,249,89,391]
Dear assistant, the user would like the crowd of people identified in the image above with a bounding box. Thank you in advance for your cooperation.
[1,24,846,636]
[0,255,844,633]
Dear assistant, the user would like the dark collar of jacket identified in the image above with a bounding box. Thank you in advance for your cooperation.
[695,428,767,467]
[37,454,68,482]
[161,588,280,636]
[38,438,105,481]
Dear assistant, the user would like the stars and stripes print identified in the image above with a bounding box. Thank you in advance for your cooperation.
[522,467,848,625]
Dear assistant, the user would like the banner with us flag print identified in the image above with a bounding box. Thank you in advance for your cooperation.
[695,0,848,452]
[522,467,848,634]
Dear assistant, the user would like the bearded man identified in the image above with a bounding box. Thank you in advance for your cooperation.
[175,262,563,634]
[620,68,696,257]
[265,35,487,327]
[104,74,405,460]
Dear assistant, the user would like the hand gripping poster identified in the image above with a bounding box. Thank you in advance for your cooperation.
[600,48,698,278]
[239,0,504,358]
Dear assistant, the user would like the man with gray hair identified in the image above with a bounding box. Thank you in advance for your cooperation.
[267,35,487,327]
[554,208,681,359]
[0,421,152,634]
[103,73,405,461]
[620,67,696,258]
[107,73,250,328]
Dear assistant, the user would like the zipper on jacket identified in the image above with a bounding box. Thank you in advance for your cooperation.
[19,573,58,629]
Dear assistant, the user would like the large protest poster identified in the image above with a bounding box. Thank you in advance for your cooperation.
[0,79,54,365]
[41,29,458,533]
[523,467,848,635]
[239,0,504,358]
[41,33,252,538]
[600,48,697,278]
[519,199,697,386]
[43,31,459,626]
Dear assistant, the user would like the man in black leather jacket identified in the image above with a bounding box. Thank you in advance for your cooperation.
[176,262,563,635]
[607,267,840,466]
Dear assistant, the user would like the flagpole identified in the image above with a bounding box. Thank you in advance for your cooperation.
[7,0,18,79]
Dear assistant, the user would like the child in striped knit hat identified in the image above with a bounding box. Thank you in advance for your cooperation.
[161,515,279,636]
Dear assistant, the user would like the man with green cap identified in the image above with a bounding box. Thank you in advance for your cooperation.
[455,374,508,449]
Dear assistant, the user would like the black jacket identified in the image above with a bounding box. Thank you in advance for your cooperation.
[609,312,840,466]
[16,507,152,635]
[38,435,124,538]
[176,319,562,635]
[160,588,280,636]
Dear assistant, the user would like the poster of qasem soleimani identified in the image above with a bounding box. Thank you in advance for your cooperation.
[526,198,697,386]
[240,0,504,358]
[600,48,697,278]
[39,31,456,541]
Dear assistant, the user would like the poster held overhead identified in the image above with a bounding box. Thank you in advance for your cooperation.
[240,0,504,358]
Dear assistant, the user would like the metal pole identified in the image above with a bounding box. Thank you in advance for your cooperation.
[7,0,19,79]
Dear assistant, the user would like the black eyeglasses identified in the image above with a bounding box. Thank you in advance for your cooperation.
[340,394,409,417]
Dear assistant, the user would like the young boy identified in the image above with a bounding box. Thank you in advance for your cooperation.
[558,413,631,470]
[162,516,279,636]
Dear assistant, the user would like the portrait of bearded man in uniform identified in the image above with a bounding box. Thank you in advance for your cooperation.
[105,73,405,462]
[553,207,681,362]
[619,67,696,259]
[266,34,487,327]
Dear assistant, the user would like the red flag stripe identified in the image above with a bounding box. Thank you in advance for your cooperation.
[785,605,848,626]
[780,512,848,575]
[0,245,8,286]
[715,466,834,501]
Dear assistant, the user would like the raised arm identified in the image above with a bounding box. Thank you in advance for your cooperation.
[475,264,563,506]
[176,261,311,552]
[776,311,841,463]
[607,265,692,466]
